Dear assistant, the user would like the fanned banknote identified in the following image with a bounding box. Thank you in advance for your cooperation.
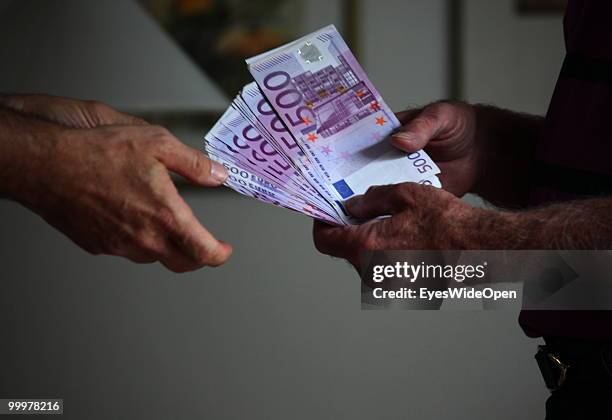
[204,25,441,225]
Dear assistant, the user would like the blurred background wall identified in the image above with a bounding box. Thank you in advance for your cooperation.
[0,1,565,419]
[463,0,565,114]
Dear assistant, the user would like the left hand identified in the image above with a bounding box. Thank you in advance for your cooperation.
[0,94,232,272]
[0,94,146,128]
[313,183,488,270]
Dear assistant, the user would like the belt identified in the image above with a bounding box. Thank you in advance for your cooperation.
[536,336,612,391]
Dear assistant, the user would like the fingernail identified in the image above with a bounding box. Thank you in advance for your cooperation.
[211,161,228,184]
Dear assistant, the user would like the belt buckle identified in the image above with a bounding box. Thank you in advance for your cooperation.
[536,345,570,391]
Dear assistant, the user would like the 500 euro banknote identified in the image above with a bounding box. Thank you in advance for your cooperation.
[247,25,440,215]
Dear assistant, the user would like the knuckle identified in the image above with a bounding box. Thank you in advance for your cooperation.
[171,205,192,227]
[421,103,451,125]
[398,182,417,194]
[131,115,149,126]
[431,101,457,128]
[154,206,178,230]
[133,233,162,255]
[364,185,382,197]
[88,100,109,113]
[391,184,414,206]
[412,116,436,135]
[142,162,172,194]
[361,233,380,251]
[431,101,453,115]
[151,125,173,140]
[104,231,134,256]
[408,182,431,200]
[147,126,176,149]
[146,158,172,180]
[190,153,207,175]
[149,160,170,179]
[123,137,142,154]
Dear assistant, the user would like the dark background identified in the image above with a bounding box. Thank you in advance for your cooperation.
[0,192,546,419]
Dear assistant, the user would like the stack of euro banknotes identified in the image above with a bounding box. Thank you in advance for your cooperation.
[204,25,441,225]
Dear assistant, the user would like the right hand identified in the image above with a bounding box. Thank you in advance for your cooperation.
[391,102,480,197]
[6,96,232,272]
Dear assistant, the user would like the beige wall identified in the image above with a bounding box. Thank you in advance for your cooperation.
[463,0,565,115]
[361,0,448,110]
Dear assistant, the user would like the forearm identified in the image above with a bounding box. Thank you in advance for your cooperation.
[472,105,544,208]
[457,197,612,249]
[0,106,61,203]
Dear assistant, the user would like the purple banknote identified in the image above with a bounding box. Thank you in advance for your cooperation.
[247,25,440,208]
[204,25,441,225]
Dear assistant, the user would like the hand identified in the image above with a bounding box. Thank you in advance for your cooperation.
[0,94,146,128]
[391,102,479,197]
[3,96,232,272]
[313,102,483,270]
[313,183,494,270]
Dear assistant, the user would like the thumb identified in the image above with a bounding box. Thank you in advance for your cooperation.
[391,104,448,153]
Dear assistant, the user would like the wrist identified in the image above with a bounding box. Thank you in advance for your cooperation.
[0,108,66,205]
[442,203,540,250]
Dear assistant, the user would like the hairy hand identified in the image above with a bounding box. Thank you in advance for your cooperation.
[0,94,146,128]
[3,96,232,272]
[392,102,480,197]
[313,183,492,270]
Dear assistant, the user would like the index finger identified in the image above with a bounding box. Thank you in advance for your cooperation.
[345,184,417,220]
[312,220,354,259]
[167,192,233,268]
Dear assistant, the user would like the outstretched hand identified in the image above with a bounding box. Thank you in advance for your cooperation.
[0,94,147,128]
[1,95,232,272]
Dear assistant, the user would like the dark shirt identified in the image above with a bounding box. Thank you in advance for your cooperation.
[519,0,612,339]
